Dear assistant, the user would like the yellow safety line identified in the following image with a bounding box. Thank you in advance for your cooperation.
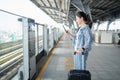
[36,36,62,80]
[66,57,74,70]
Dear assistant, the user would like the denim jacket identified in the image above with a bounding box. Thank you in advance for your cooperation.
[72,25,92,51]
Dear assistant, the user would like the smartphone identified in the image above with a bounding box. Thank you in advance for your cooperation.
[63,26,67,32]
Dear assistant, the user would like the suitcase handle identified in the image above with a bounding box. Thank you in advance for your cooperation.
[74,52,85,70]
[82,52,84,70]
[82,52,84,55]
[74,52,84,55]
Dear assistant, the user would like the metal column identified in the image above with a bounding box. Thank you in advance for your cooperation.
[43,25,49,55]
[18,18,36,80]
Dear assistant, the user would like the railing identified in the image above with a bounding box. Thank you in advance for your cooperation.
[0,9,44,80]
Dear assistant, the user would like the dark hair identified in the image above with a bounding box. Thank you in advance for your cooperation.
[86,14,93,29]
[76,11,92,29]
[76,11,88,22]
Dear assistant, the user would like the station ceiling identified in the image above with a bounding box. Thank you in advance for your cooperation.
[31,0,120,23]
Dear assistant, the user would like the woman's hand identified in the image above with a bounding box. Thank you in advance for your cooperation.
[75,49,84,54]
[66,30,69,34]
[65,30,74,38]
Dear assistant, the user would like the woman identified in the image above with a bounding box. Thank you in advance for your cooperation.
[66,11,92,70]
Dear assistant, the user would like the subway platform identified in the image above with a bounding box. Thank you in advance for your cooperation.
[36,34,120,80]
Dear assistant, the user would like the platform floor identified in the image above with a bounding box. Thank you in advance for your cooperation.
[37,34,120,80]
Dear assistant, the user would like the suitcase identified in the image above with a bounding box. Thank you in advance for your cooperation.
[68,52,91,80]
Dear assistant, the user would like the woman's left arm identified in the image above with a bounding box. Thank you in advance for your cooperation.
[83,29,92,51]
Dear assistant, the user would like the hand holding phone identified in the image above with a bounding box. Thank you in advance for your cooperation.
[63,26,68,33]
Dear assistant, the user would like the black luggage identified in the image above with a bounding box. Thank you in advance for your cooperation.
[68,53,91,80]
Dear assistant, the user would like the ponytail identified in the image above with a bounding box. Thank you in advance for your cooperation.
[86,14,93,29]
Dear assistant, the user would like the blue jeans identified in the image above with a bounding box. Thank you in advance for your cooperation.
[74,51,89,70]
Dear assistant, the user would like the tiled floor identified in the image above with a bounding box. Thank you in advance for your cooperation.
[41,34,120,80]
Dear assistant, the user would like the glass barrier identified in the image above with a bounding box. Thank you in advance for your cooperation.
[38,25,43,54]
[48,27,54,51]
[0,10,23,80]
[0,11,22,43]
